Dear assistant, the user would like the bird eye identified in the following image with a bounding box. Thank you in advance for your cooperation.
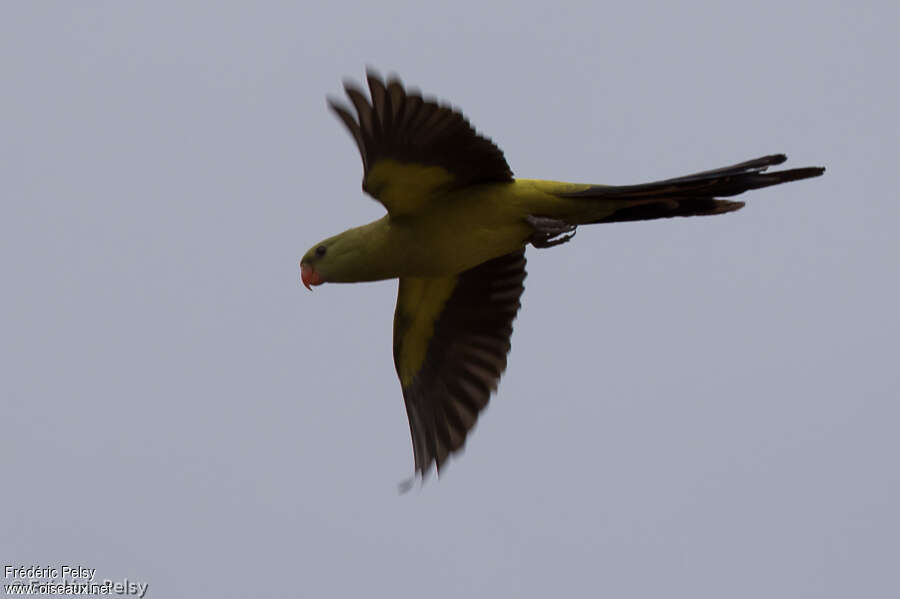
[315,245,327,257]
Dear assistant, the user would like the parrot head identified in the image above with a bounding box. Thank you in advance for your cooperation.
[300,219,396,289]
[299,227,370,289]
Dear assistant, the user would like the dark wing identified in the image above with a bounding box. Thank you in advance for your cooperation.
[560,154,825,223]
[393,250,526,478]
[328,69,513,215]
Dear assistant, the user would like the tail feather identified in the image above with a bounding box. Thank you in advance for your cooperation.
[561,154,824,224]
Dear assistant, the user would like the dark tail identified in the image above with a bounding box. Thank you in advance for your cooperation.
[560,154,825,224]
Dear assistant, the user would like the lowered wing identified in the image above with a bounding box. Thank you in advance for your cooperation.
[393,250,527,477]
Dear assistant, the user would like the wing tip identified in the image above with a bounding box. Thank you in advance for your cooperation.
[341,77,367,102]
[325,95,348,113]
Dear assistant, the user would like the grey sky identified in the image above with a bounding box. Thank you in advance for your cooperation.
[3,2,898,597]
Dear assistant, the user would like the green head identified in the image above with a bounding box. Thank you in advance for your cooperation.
[299,230,349,289]
[299,222,390,288]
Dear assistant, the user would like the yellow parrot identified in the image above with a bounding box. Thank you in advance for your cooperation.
[300,70,824,482]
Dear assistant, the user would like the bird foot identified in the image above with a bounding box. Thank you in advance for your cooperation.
[526,215,577,248]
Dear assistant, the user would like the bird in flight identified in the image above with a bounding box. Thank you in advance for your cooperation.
[300,69,824,483]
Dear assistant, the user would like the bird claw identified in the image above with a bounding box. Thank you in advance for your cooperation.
[526,215,577,248]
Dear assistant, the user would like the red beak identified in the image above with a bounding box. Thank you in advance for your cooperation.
[300,262,322,290]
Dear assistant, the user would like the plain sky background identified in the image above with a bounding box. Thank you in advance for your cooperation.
[3,2,898,597]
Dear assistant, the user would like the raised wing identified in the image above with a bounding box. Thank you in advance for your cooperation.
[328,70,513,216]
[393,250,526,478]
